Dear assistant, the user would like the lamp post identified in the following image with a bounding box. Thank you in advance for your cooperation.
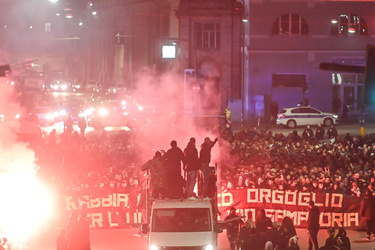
[241,0,250,126]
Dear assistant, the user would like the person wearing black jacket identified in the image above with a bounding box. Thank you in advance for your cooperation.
[327,125,338,139]
[163,140,186,198]
[199,137,218,198]
[302,125,314,140]
[315,123,325,141]
[319,227,337,250]
[360,187,375,241]
[184,137,200,198]
[335,227,351,250]
[307,200,320,250]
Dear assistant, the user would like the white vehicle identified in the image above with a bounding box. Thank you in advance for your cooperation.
[276,106,339,128]
[147,199,223,250]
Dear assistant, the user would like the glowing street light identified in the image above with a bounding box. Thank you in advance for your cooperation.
[48,0,58,3]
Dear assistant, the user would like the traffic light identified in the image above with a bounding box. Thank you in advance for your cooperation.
[364,45,375,106]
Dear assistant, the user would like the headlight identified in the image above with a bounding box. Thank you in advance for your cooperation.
[98,108,109,116]
[138,105,144,111]
[149,245,159,250]
[46,113,54,120]
[204,244,214,250]
[333,115,338,119]
[60,110,67,116]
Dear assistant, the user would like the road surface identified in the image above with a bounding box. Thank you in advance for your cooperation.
[22,226,375,250]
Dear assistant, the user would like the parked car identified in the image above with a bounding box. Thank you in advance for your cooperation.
[276,106,339,128]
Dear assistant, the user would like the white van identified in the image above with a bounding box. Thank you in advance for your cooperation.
[147,199,222,250]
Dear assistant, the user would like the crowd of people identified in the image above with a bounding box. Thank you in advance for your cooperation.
[220,125,375,198]
[34,122,375,203]
[25,120,375,249]
[224,205,351,250]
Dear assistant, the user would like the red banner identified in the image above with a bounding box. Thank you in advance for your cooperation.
[217,188,361,229]
[63,188,362,229]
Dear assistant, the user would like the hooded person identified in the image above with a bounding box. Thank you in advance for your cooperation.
[141,151,167,199]
[335,227,351,250]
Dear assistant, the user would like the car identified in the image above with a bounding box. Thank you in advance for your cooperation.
[276,106,339,128]
[31,106,63,126]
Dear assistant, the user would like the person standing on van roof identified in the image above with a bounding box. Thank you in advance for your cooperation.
[163,140,186,198]
[199,137,218,198]
[184,137,200,198]
[141,151,167,199]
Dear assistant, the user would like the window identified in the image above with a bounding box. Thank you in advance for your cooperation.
[45,22,51,32]
[291,108,303,114]
[152,208,211,232]
[331,13,368,35]
[303,108,320,114]
[272,74,306,87]
[272,14,308,35]
[195,23,220,50]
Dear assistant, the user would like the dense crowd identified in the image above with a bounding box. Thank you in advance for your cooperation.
[31,123,375,201]
[29,122,371,249]
[220,125,375,197]
[227,207,351,250]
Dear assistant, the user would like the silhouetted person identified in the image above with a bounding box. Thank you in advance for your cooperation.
[307,201,320,250]
[255,209,272,234]
[163,140,186,198]
[342,103,349,122]
[319,227,337,250]
[335,227,351,250]
[78,117,87,138]
[184,137,200,198]
[225,207,244,250]
[327,125,338,139]
[302,125,314,140]
[360,187,375,241]
[315,123,325,141]
[199,137,218,198]
[63,115,74,135]
[141,151,167,199]
[278,216,297,250]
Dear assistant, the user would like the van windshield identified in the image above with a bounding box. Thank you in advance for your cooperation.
[152,208,211,232]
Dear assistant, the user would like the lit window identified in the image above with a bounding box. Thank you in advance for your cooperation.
[331,13,367,35]
[272,14,308,35]
[195,23,220,50]
[45,22,51,32]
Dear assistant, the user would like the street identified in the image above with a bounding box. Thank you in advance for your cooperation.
[24,226,375,250]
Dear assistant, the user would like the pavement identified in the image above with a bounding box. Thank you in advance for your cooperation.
[218,228,375,250]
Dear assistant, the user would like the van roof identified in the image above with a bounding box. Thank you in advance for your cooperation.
[152,199,212,209]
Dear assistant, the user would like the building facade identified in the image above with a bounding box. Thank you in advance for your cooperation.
[0,0,175,89]
[249,0,375,122]
[176,0,243,118]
